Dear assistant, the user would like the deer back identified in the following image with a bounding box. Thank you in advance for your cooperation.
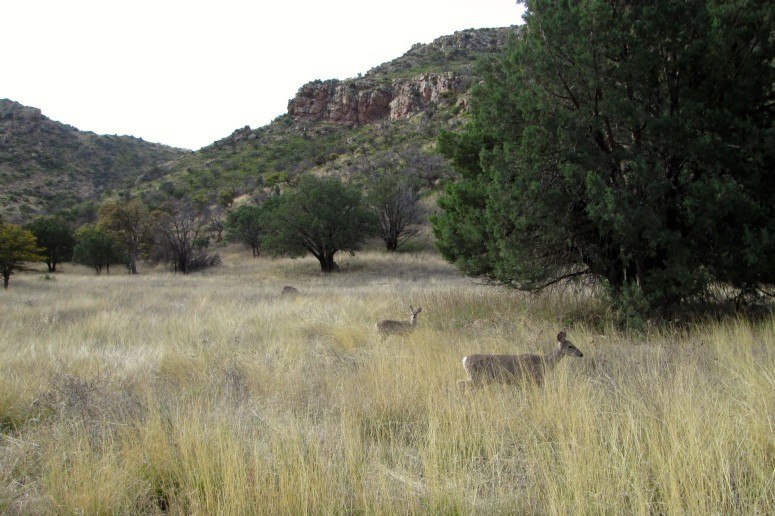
[463,353,546,384]
[375,306,422,335]
[375,320,413,335]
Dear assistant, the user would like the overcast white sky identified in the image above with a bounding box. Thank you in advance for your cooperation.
[2,1,524,150]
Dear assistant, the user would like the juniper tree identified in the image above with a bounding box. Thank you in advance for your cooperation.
[433,0,774,319]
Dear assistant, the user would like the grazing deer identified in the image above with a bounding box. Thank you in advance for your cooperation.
[457,331,583,390]
[281,285,299,295]
[376,306,423,336]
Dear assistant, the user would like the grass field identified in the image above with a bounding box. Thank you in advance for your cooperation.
[1,248,773,514]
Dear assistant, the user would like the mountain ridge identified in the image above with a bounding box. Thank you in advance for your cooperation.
[0,98,190,220]
[1,26,517,219]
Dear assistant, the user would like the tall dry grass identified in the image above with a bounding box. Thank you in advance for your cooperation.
[0,248,772,513]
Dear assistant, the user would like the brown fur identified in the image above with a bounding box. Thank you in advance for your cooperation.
[458,331,583,390]
[375,306,422,336]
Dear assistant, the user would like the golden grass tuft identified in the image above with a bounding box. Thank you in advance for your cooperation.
[0,248,773,513]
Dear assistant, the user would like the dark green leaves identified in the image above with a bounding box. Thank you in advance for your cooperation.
[261,175,376,272]
[434,0,774,319]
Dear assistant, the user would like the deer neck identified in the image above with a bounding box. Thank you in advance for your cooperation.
[543,347,564,371]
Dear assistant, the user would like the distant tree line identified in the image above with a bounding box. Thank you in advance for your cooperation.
[0,200,224,286]
[0,160,429,284]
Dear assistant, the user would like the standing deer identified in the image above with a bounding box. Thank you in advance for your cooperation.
[457,331,583,390]
[376,306,423,336]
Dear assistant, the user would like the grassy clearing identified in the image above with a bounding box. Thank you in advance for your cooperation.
[1,248,773,513]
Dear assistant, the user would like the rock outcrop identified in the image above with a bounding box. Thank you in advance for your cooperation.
[287,27,516,126]
[287,73,468,126]
[0,100,44,123]
[288,80,393,125]
[367,27,514,77]
[214,125,256,145]
[388,73,470,120]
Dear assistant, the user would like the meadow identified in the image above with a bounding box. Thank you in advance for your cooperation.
[0,247,773,514]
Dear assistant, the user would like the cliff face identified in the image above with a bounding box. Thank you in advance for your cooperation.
[287,27,514,126]
[0,101,44,123]
[388,72,471,120]
[288,80,392,125]
[287,72,470,125]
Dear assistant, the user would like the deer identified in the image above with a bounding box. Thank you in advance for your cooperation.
[375,306,423,336]
[457,331,583,390]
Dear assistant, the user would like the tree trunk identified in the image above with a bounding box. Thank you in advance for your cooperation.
[318,252,339,273]
[2,271,9,288]
[178,257,188,274]
[384,238,398,252]
[129,250,139,274]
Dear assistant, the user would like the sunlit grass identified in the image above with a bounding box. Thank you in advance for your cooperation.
[1,248,773,513]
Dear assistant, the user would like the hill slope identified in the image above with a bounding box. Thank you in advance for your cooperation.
[0,99,189,220]
[1,26,516,217]
[131,27,516,208]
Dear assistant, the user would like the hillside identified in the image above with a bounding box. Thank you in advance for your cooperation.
[0,26,516,218]
[131,26,516,208]
[0,99,189,221]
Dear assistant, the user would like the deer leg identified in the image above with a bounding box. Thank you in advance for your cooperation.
[457,379,471,392]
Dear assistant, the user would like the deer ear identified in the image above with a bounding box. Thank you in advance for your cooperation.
[409,305,414,311]
[557,331,566,342]
[416,307,422,313]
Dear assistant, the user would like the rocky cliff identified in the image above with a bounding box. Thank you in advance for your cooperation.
[287,27,515,126]
[287,72,470,125]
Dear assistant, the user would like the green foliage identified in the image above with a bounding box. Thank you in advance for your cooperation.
[216,189,236,208]
[0,223,43,288]
[0,100,187,220]
[26,216,76,272]
[133,99,456,209]
[72,224,125,274]
[226,204,266,257]
[55,202,99,227]
[262,175,376,272]
[433,0,775,321]
[97,199,154,274]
